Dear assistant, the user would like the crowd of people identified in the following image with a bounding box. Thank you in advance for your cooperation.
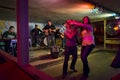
[1,16,120,80]
[0,16,99,79]
[29,17,96,79]
[0,20,64,56]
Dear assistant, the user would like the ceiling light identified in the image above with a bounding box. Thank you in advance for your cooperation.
[92,6,103,14]
[115,16,120,19]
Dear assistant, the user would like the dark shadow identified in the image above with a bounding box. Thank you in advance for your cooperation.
[111,47,120,68]
[35,58,64,69]
[30,54,58,62]
[30,50,64,62]
[39,54,52,60]
[92,49,117,54]
[111,73,120,80]
[79,75,88,80]
[0,55,6,64]
[55,73,82,80]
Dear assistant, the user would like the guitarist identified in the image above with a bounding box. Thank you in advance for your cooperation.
[43,20,56,48]
[59,23,66,48]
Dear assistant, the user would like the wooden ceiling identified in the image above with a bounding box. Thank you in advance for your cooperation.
[0,0,120,24]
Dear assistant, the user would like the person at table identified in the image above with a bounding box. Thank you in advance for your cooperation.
[2,26,16,53]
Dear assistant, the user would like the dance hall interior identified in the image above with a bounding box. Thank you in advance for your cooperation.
[0,0,120,80]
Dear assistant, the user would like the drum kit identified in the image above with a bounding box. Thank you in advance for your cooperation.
[10,32,47,50]
[43,37,47,46]
[39,37,47,46]
[10,31,61,49]
[39,31,61,47]
[8,31,62,57]
[38,32,47,46]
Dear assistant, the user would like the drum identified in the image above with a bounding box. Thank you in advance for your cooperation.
[43,37,47,46]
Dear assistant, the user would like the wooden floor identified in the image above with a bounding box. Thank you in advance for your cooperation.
[0,46,120,80]
[30,48,120,80]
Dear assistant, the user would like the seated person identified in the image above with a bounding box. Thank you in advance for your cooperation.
[2,26,16,53]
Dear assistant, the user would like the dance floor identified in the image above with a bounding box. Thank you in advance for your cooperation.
[29,47,120,80]
[0,46,120,80]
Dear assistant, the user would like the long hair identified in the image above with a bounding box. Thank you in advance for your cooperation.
[81,16,91,32]
[82,16,91,24]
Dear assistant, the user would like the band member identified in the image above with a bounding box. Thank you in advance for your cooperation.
[42,20,56,48]
[31,24,42,47]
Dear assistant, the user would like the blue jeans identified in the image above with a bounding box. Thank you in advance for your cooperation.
[46,35,55,48]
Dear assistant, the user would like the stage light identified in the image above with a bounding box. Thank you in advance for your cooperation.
[115,16,120,19]
[113,25,119,31]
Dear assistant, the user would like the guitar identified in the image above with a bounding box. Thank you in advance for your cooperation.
[60,33,64,38]
[43,29,56,36]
